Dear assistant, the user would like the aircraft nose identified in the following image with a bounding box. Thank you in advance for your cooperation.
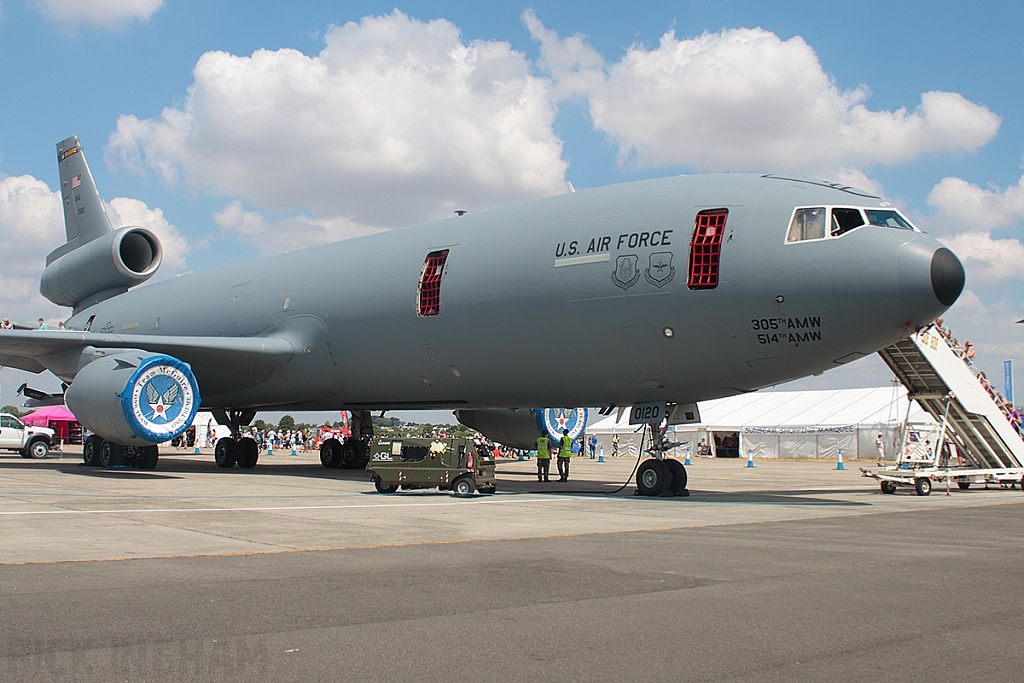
[898,239,965,323]
[931,246,965,307]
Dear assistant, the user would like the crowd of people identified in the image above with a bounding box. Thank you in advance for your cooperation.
[932,318,1022,436]
[0,317,65,330]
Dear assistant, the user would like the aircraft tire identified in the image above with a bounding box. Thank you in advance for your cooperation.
[100,441,125,468]
[340,439,367,469]
[914,477,932,496]
[320,438,342,468]
[373,475,398,493]
[664,459,687,493]
[214,438,238,468]
[239,438,259,468]
[636,459,668,496]
[83,435,103,467]
[237,439,259,468]
[452,477,475,497]
[880,481,897,494]
[138,445,159,470]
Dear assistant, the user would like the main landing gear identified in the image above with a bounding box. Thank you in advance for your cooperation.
[634,421,689,497]
[320,409,373,470]
[212,409,260,469]
[82,434,159,470]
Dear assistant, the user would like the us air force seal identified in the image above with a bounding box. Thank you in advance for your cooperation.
[120,354,200,442]
[611,254,640,290]
[536,408,589,441]
[644,251,675,288]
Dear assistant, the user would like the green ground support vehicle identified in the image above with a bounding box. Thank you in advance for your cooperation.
[367,437,496,496]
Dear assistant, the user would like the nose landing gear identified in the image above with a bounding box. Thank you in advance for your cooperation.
[634,421,689,497]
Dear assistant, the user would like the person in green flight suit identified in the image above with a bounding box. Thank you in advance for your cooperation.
[557,429,573,482]
[535,429,553,482]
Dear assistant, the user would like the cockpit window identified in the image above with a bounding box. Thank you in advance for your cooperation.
[787,206,917,243]
[864,209,915,230]
[831,208,865,236]
[787,208,825,242]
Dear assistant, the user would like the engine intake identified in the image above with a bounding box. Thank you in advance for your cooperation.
[40,226,162,308]
[66,351,200,445]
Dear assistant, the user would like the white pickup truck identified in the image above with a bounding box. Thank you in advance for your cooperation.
[0,413,53,458]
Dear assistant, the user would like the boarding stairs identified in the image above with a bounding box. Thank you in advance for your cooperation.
[878,326,1024,470]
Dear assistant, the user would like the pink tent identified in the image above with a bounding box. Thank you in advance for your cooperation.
[22,406,82,443]
[22,405,77,426]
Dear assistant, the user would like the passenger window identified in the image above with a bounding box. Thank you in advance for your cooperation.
[687,209,728,290]
[864,210,915,230]
[417,250,449,317]
[787,208,825,242]
[830,208,865,236]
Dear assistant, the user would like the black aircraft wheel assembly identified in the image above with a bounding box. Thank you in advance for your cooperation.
[340,439,368,469]
[100,441,125,468]
[83,435,103,467]
[238,438,259,468]
[236,439,259,468]
[214,438,238,468]
[137,445,159,470]
[636,459,670,496]
[320,438,342,468]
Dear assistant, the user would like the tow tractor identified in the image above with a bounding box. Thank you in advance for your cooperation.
[366,436,496,496]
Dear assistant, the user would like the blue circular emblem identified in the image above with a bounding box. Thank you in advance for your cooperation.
[536,408,588,440]
[120,354,200,442]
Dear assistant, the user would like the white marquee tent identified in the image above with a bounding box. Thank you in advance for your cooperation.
[585,387,937,461]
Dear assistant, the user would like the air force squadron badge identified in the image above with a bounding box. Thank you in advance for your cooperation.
[611,254,640,290]
[644,251,675,288]
[121,354,200,442]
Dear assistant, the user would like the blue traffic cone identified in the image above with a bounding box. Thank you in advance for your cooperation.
[746,449,755,468]
[684,450,691,466]
[836,448,845,470]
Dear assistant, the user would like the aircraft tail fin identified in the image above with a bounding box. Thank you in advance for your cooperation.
[39,136,162,310]
[51,136,114,262]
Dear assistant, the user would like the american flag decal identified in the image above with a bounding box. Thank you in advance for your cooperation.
[71,175,81,189]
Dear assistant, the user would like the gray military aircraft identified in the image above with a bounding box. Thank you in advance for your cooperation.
[0,136,963,493]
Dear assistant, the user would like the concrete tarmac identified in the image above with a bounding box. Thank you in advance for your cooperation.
[2,449,1023,681]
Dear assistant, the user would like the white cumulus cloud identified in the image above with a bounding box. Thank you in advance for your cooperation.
[936,232,1024,288]
[0,173,188,324]
[525,12,1001,175]
[107,10,568,239]
[33,0,162,29]
[926,175,1024,232]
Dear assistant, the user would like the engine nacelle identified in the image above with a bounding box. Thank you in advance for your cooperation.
[40,226,162,308]
[456,408,588,450]
[65,351,200,445]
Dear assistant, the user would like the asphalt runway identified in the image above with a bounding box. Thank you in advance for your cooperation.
[2,449,1023,682]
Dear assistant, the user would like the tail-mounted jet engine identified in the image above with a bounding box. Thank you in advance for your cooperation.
[40,226,162,308]
[65,351,200,445]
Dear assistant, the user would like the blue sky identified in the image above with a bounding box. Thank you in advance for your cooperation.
[1,0,1023,418]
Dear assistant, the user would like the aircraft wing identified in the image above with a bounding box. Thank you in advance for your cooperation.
[0,330,296,375]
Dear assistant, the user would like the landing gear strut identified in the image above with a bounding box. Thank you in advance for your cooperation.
[320,409,372,470]
[211,409,259,470]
